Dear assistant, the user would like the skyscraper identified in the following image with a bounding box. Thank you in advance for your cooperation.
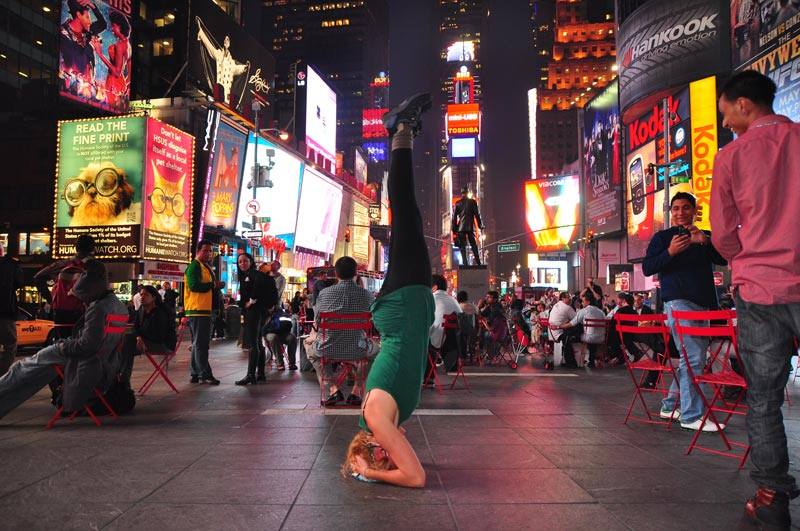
[533,0,615,176]
[258,0,389,169]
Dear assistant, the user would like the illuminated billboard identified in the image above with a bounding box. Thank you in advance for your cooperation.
[446,41,476,62]
[524,175,580,252]
[237,136,304,248]
[451,137,476,158]
[354,149,368,186]
[58,0,133,113]
[582,80,622,234]
[731,0,800,68]
[305,66,338,165]
[203,120,246,232]
[362,108,389,138]
[294,166,343,255]
[738,33,800,122]
[363,141,388,163]
[447,103,480,136]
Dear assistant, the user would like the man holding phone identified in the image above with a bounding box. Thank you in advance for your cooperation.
[642,192,727,430]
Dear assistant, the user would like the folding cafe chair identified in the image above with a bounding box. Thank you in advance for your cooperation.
[317,312,374,407]
[615,313,678,427]
[428,313,469,392]
[46,313,129,428]
[138,317,188,396]
[673,309,750,468]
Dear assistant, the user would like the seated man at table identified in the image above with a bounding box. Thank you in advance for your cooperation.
[120,285,177,383]
[558,292,607,367]
[0,260,129,418]
[305,256,378,407]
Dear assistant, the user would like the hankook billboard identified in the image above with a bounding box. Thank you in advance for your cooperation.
[617,0,730,111]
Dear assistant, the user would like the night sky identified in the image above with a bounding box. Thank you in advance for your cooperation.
[389,0,536,273]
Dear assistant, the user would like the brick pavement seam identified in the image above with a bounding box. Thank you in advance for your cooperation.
[417,413,461,530]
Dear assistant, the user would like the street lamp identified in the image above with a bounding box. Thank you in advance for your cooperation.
[260,128,290,142]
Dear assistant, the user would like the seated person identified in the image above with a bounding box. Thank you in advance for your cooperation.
[429,274,462,376]
[477,290,505,350]
[558,292,607,368]
[120,285,177,383]
[548,291,578,367]
[263,307,298,371]
[456,290,478,359]
[305,256,379,407]
[0,260,128,418]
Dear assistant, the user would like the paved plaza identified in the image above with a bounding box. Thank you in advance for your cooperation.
[1,340,799,530]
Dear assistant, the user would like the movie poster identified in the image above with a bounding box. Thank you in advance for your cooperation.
[731,0,800,67]
[524,175,581,252]
[203,121,246,231]
[582,80,622,234]
[143,118,195,263]
[58,0,133,113]
[54,116,144,259]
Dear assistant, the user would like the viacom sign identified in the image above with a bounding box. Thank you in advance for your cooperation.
[618,0,729,111]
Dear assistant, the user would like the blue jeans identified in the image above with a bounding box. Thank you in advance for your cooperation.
[661,299,710,423]
[736,295,800,494]
[188,316,213,378]
[0,344,64,418]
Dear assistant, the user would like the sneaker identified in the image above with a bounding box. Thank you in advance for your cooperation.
[680,418,725,432]
[382,92,432,136]
[659,408,681,421]
[744,487,792,530]
[190,375,200,384]
[201,375,221,386]
[256,374,267,383]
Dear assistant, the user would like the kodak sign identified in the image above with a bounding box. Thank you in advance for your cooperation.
[688,76,717,231]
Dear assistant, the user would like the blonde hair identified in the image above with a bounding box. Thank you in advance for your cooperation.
[341,430,392,478]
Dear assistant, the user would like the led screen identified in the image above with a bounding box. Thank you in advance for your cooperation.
[305,66,337,163]
[294,166,343,255]
[524,175,580,252]
[451,137,476,158]
[237,136,304,248]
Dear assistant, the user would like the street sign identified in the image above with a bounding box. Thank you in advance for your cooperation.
[245,199,260,216]
[497,242,520,253]
[257,217,271,223]
[241,230,263,239]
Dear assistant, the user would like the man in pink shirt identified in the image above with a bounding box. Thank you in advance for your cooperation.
[712,70,800,530]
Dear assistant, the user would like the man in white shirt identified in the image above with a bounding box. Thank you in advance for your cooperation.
[548,292,578,367]
[559,293,607,368]
[429,275,462,376]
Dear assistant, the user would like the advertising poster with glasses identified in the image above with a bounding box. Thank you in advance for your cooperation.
[54,116,144,259]
[143,118,195,262]
[58,0,133,114]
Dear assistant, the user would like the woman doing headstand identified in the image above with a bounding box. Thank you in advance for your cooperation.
[342,93,435,488]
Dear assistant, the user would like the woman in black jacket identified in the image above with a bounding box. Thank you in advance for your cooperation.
[121,285,176,382]
[235,253,278,385]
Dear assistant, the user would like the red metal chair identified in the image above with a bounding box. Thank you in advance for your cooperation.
[46,314,129,428]
[317,312,374,407]
[429,313,470,392]
[138,317,188,396]
[672,309,750,468]
[615,313,678,428]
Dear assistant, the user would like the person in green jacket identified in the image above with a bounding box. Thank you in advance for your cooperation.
[184,240,224,385]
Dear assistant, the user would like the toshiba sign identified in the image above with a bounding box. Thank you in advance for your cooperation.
[618,0,729,111]
[446,104,480,136]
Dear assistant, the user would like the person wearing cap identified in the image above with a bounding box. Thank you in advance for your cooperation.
[452,186,484,266]
[0,259,129,418]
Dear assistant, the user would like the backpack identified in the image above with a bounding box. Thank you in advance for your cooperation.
[52,260,86,313]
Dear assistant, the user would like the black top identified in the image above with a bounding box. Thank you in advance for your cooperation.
[238,268,278,312]
[163,289,178,310]
[135,304,176,351]
[0,256,23,319]
[642,227,727,309]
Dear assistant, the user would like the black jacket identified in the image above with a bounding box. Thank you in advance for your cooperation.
[0,256,23,319]
[135,304,177,351]
[452,197,483,233]
[642,227,727,309]
[239,269,278,312]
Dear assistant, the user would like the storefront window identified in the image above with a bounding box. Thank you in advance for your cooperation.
[0,234,7,249]
[113,281,134,303]
[28,232,50,256]
[18,233,28,255]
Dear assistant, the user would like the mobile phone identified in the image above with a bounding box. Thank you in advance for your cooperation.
[629,156,646,222]
[677,225,690,237]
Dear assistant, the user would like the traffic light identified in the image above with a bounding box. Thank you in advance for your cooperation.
[344,228,351,243]
[586,230,595,245]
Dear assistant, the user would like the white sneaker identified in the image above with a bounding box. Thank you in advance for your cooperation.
[659,408,681,421]
[680,419,726,432]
